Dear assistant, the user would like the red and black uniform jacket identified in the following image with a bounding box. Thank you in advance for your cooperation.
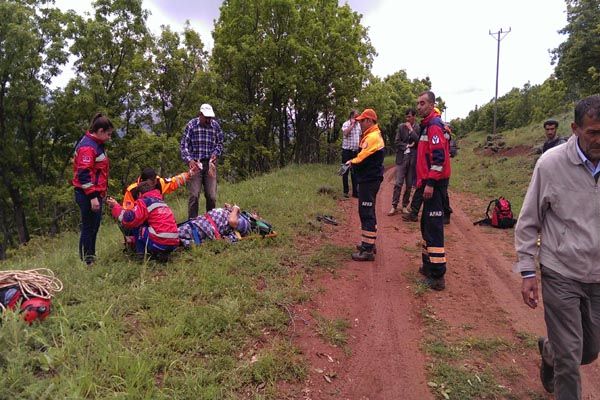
[416,111,451,188]
[111,189,180,247]
[72,132,110,199]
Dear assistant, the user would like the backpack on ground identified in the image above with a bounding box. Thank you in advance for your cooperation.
[473,197,516,229]
[241,211,276,238]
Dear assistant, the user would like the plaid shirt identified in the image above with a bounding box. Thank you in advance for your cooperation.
[180,118,224,162]
[178,208,250,246]
[341,119,361,150]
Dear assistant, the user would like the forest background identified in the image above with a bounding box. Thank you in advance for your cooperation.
[0,0,599,259]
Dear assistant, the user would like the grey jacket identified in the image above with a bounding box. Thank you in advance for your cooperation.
[394,123,419,164]
[514,135,600,282]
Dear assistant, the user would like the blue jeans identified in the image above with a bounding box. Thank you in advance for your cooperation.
[75,189,103,263]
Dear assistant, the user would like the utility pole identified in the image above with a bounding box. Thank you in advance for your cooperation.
[489,27,511,137]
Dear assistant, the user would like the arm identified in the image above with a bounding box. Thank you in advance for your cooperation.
[514,164,545,308]
[341,120,353,136]
[160,172,190,195]
[110,199,149,229]
[210,120,224,161]
[180,121,194,167]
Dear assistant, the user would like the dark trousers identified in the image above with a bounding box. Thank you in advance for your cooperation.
[358,179,381,251]
[541,266,600,400]
[75,189,103,263]
[187,159,217,219]
[440,178,452,216]
[420,179,447,279]
[409,185,424,216]
[391,156,416,208]
[341,149,359,196]
[135,227,177,255]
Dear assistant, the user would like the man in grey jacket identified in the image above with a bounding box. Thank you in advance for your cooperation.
[515,95,600,399]
[388,108,419,215]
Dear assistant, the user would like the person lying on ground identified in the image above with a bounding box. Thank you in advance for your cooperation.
[178,204,254,247]
[106,180,180,260]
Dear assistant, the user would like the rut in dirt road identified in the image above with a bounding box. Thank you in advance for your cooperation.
[289,167,600,400]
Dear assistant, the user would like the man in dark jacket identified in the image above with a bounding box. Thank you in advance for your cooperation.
[542,119,567,153]
[388,108,419,215]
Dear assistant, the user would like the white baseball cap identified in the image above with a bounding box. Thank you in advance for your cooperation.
[199,103,215,118]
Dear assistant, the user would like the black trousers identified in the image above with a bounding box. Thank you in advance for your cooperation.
[420,179,448,279]
[440,178,452,216]
[409,185,424,215]
[358,179,381,251]
[341,149,359,196]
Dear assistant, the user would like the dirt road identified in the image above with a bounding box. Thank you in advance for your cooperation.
[284,167,600,399]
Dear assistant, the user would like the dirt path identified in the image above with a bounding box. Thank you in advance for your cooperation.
[283,167,600,399]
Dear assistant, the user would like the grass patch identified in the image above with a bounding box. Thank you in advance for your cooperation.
[307,243,352,272]
[0,164,339,399]
[428,362,507,400]
[312,312,350,348]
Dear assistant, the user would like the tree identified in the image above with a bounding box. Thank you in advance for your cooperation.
[552,0,600,98]
[0,1,72,251]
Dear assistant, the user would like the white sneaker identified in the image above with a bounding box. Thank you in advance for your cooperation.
[402,207,410,214]
[387,207,397,216]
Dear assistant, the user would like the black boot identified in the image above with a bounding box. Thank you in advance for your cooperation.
[351,249,375,261]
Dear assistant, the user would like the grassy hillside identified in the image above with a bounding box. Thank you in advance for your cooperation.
[451,111,572,214]
[1,164,348,399]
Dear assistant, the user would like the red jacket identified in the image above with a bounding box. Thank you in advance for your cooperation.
[72,132,110,198]
[416,111,451,188]
[111,189,179,246]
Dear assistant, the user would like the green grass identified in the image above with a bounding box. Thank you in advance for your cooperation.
[0,163,341,399]
[312,312,350,348]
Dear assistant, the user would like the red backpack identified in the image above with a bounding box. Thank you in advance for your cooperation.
[473,197,516,229]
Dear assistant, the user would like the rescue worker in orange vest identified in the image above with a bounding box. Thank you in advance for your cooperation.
[345,108,385,261]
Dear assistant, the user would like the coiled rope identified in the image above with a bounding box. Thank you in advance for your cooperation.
[0,268,63,311]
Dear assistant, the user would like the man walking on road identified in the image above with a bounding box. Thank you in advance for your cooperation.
[515,95,600,399]
[180,103,224,219]
[415,91,450,290]
[345,108,385,261]
[388,108,419,215]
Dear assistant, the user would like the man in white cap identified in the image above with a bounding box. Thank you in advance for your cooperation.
[180,103,224,218]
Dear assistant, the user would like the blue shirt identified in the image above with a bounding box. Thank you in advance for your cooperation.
[180,118,224,163]
[575,137,600,177]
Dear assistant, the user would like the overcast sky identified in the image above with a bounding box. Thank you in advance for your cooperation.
[54,0,568,121]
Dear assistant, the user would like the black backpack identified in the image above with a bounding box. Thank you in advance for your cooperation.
[473,197,516,229]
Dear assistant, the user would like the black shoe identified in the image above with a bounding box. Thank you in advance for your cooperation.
[356,244,377,254]
[538,337,554,393]
[402,213,418,222]
[343,193,350,198]
[352,250,375,261]
[443,215,451,225]
[422,277,445,291]
[418,266,428,276]
[352,193,359,198]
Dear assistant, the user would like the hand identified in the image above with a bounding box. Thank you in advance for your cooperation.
[90,197,100,212]
[404,122,412,130]
[105,196,117,209]
[423,184,434,199]
[521,277,539,309]
[345,160,352,166]
[188,160,197,170]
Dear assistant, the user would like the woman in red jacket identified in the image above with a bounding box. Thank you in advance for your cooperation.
[72,113,113,266]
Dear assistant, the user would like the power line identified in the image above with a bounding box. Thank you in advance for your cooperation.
[489,27,511,136]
